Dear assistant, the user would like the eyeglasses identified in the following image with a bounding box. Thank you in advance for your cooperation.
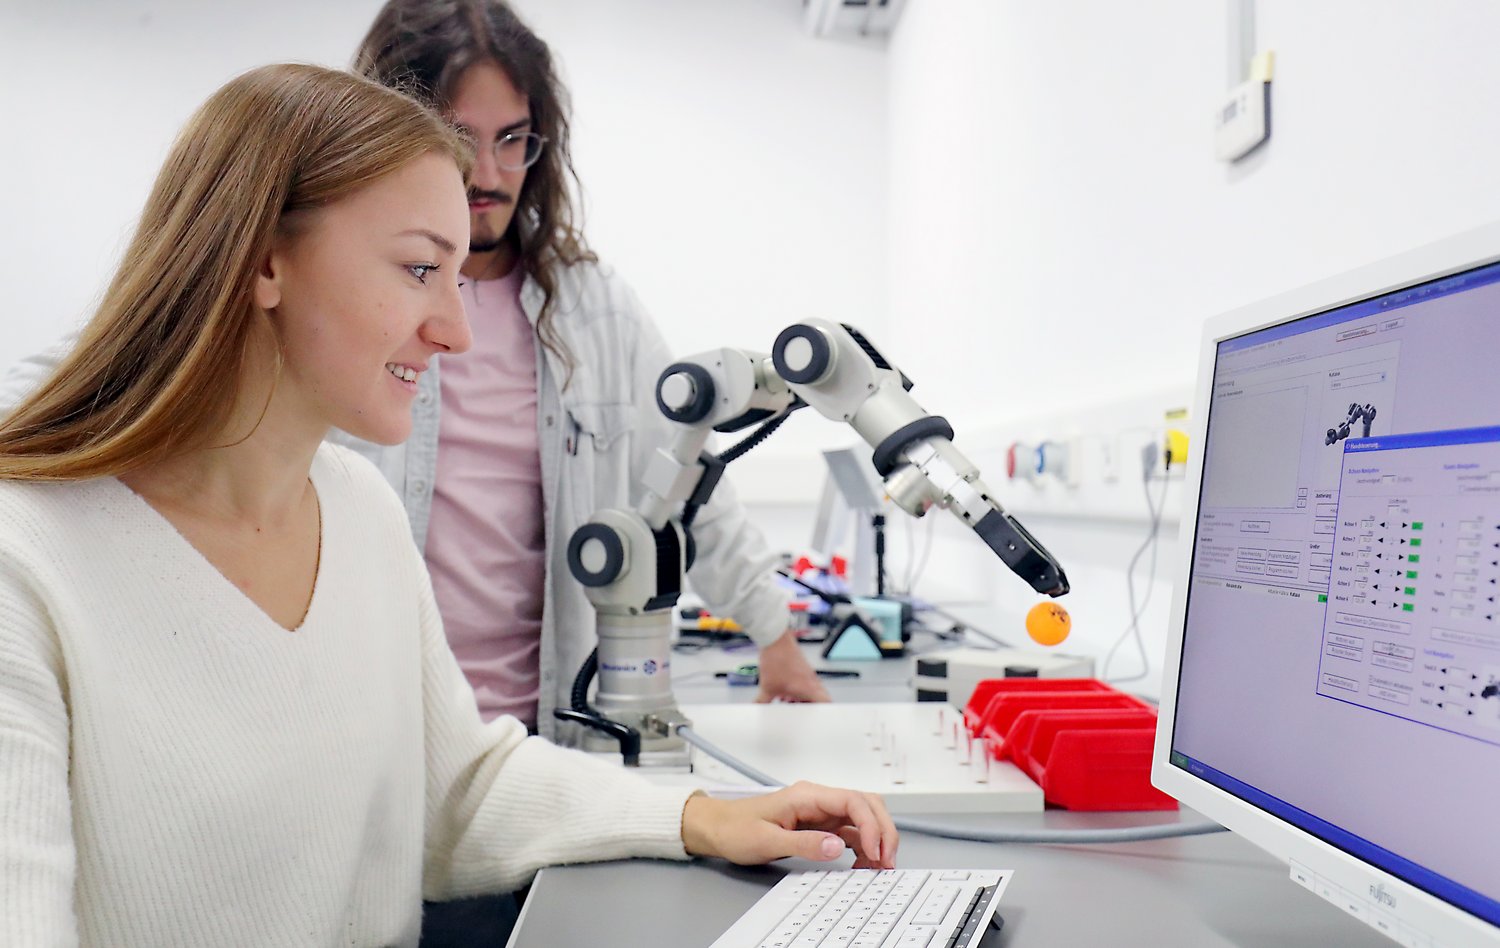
[464,131,548,171]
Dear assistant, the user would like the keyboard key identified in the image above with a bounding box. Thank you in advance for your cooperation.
[913,884,961,925]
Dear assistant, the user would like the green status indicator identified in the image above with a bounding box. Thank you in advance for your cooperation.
[1404,587,1417,596]
[1411,521,1424,530]
[1317,594,1328,603]
[1406,570,1419,579]
[1410,538,1422,548]
[1409,554,1421,563]
[1403,603,1415,612]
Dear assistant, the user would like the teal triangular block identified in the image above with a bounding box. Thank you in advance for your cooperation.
[824,624,884,660]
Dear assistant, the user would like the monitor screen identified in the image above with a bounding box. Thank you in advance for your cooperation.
[1166,251,1500,938]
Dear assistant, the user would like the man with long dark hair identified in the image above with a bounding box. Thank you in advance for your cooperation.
[350,0,826,735]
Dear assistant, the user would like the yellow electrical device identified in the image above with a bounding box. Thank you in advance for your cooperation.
[1164,429,1190,469]
[1163,408,1190,470]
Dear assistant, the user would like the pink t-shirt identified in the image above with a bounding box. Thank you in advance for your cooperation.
[425,268,546,727]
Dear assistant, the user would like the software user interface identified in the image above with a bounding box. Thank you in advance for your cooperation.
[1171,261,1500,927]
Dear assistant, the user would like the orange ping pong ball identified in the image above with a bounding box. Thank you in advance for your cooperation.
[1026,601,1072,646]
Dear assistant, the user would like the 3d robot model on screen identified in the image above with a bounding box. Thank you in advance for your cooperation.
[558,319,1071,767]
[1326,402,1377,446]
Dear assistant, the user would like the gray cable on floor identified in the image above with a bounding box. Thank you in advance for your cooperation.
[675,725,1227,845]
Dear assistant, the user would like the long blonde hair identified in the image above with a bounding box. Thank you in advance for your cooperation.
[0,63,471,480]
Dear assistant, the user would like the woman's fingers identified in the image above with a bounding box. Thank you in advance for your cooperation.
[786,782,896,868]
[687,782,899,868]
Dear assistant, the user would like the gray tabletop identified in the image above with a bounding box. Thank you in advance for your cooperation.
[507,808,1387,947]
[670,629,923,705]
[511,639,1385,946]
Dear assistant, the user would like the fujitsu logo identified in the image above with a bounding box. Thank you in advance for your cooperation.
[1369,883,1396,908]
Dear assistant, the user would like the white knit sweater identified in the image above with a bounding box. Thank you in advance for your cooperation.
[0,444,697,947]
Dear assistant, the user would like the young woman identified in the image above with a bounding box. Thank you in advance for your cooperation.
[0,64,895,946]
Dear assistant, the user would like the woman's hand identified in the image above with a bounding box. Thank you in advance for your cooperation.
[681,781,898,869]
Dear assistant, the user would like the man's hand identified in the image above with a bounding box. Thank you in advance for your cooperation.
[681,782,898,869]
[756,631,830,703]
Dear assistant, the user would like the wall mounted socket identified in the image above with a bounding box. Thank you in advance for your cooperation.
[1215,77,1268,161]
[1215,51,1274,162]
[1036,440,1075,487]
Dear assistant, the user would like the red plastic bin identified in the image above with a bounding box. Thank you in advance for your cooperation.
[1006,708,1175,810]
[978,692,1144,760]
[964,678,1177,811]
[962,678,1113,735]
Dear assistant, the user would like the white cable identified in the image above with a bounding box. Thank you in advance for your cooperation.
[902,510,916,594]
[1103,470,1169,682]
[1123,474,1168,680]
[903,514,937,594]
[675,725,1226,845]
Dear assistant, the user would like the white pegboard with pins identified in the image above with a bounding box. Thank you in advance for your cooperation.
[676,703,1043,814]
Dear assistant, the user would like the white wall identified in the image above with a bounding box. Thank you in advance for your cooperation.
[882,0,1500,695]
[506,0,890,500]
[3,0,372,357]
[0,0,887,473]
[508,0,888,357]
[888,0,1500,431]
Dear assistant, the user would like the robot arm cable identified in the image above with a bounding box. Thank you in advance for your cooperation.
[682,402,804,530]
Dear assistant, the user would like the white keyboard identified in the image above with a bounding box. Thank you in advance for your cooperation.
[710,868,1012,948]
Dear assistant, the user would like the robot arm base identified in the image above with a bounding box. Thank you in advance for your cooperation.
[554,708,642,766]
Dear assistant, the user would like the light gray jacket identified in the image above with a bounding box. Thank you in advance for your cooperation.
[0,261,790,741]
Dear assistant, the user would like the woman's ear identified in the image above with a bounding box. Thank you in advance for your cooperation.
[254,240,286,312]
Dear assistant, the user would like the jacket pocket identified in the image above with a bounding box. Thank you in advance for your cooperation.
[563,402,635,516]
[565,402,632,452]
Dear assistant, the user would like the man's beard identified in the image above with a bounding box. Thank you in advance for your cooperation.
[469,188,513,256]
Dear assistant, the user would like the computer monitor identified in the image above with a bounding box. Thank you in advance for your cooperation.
[1154,223,1500,946]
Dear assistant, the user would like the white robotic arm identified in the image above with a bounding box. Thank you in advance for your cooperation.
[770,319,1068,597]
[560,322,1068,766]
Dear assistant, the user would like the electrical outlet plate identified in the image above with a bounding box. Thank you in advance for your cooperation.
[1035,440,1071,486]
[1215,76,1269,162]
[1100,436,1120,483]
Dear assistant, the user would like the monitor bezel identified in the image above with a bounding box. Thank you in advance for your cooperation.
[1151,221,1500,946]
